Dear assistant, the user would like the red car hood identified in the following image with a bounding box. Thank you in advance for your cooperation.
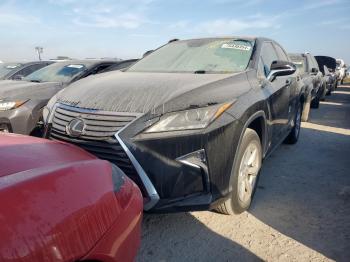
[0,133,95,177]
[0,133,143,261]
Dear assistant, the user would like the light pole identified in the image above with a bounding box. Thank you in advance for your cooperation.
[35,46,43,61]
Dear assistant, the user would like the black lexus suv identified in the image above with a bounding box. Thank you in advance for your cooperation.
[43,37,303,214]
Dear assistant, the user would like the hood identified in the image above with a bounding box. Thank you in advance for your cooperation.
[57,71,251,114]
[0,80,63,101]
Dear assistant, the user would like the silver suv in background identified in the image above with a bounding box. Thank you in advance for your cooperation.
[336,59,347,84]
[0,59,130,135]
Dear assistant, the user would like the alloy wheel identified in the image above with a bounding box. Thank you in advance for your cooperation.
[237,142,261,204]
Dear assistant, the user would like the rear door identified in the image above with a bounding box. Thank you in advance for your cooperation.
[258,42,291,147]
[274,43,298,128]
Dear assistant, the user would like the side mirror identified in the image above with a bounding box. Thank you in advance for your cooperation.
[267,60,296,81]
[12,75,24,80]
[311,68,318,75]
[143,50,154,58]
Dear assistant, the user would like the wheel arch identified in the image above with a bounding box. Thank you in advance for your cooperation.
[244,111,268,157]
[227,110,267,193]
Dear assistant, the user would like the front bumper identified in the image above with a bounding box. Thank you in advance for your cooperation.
[82,176,143,262]
[45,104,240,212]
[117,112,240,212]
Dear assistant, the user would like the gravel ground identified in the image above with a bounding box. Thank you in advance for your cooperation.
[137,85,350,262]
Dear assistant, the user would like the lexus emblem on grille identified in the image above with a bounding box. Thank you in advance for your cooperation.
[66,118,86,137]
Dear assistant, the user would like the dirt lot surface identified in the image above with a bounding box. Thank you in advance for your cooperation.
[137,85,350,262]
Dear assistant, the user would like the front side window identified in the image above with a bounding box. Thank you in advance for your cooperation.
[24,63,88,83]
[128,38,255,73]
[259,42,279,78]
[310,56,319,71]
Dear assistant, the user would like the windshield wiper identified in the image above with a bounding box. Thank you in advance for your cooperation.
[30,79,42,83]
[194,70,206,74]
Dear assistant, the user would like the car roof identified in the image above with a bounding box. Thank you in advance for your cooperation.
[172,36,272,43]
[2,61,53,65]
[0,134,97,177]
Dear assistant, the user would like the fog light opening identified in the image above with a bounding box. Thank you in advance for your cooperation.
[177,149,210,192]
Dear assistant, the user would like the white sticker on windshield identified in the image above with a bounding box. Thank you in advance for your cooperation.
[67,64,84,69]
[221,43,251,51]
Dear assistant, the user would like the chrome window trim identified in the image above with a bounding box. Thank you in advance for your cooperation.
[115,130,160,210]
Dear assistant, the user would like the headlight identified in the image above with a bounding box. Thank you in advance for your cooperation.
[145,102,233,133]
[0,100,27,111]
[43,94,58,123]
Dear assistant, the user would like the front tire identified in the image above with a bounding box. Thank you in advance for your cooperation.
[216,128,262,215]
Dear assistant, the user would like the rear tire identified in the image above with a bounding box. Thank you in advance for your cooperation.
[310,95,320,109]
[284,103,302,144]
[216,128,262,215]
[301,97,311,121]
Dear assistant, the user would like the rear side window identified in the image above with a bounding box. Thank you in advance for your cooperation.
[259,42,279,78]
[290,56,306,74]
[310,56,319,71]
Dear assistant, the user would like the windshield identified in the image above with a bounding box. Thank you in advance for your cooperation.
[128,38,255,73]
[23,62,88,83]
[0,63,22,78]
[290,56,306,73]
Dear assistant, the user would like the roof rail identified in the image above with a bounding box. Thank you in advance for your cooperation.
[168,38,179,43]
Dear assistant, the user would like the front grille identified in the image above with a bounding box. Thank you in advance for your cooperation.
[49,105,142,184]
[52,107,137,141]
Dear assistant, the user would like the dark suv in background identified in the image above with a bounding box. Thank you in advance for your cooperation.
[289,53,323,121]
[315,56,337,97]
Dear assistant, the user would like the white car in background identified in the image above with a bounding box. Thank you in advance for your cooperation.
[336,59,347,83]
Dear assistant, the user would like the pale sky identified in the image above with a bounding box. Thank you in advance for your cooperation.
[0,0,349,63]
